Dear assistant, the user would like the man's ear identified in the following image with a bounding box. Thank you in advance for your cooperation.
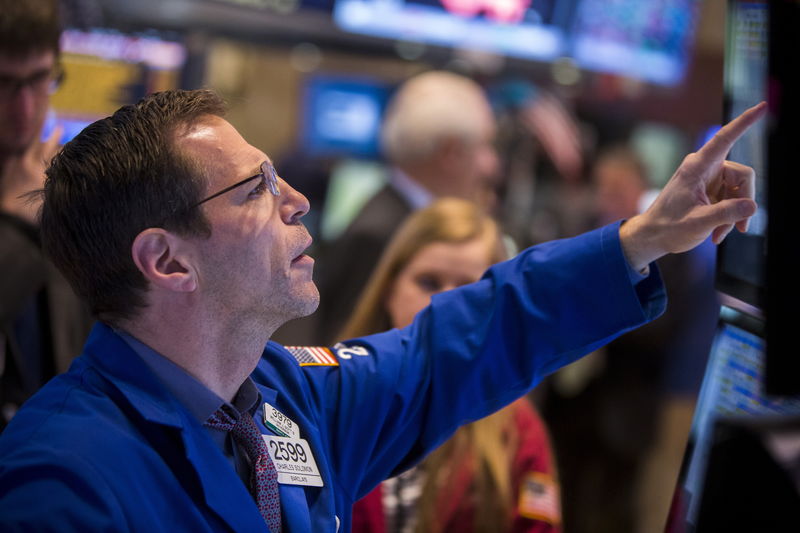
[131,228,197,293]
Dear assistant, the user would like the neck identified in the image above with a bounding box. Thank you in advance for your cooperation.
[397,163,445,197]
[121,306,273,403]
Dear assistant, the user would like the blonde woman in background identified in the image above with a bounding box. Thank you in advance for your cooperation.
[344,198,561,533]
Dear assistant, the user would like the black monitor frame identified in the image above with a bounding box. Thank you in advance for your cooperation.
[763,0,800,396]
[716,0,800,396]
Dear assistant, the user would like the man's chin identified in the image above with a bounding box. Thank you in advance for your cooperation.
[292,285,320,319]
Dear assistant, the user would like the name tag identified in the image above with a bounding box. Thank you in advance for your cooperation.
[263,435,323,487]
[262,403,299,439]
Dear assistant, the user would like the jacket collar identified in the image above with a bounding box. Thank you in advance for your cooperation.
[82,322,277,532]
[83,322,186,427]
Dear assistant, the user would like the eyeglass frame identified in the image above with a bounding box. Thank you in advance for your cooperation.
[0,64,65,98]
[192,160,280,208]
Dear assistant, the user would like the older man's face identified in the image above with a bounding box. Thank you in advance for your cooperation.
[451,106,500,210]
[0,50,55,156]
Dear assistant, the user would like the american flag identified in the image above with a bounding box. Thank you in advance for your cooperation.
[284,346,338,366]
[518,472,561,525]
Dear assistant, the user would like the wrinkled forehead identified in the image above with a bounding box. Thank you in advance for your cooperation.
[174,114,268,189]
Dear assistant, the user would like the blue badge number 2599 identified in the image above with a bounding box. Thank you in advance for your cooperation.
[263,435,323,487]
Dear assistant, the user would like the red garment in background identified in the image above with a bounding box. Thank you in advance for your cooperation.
[351,398,561,533]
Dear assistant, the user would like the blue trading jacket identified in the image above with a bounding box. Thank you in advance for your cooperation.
[0,223,665,532]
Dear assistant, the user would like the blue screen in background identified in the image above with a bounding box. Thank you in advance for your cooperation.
[334,0,700,86]
[40,111,95,145]
[300,75,391,159]
[571,0,700,85]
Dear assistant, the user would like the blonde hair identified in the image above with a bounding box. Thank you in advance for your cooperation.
[339,197,505,340]
[380,71,494,166]
[338,198,517,532]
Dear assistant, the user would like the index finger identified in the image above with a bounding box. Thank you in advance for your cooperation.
[698,101,767,163]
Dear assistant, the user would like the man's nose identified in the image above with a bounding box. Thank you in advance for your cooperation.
[279,180,311,225]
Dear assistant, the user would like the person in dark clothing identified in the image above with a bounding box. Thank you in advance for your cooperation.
[542,146,721,533]
[311,71,501,345]
[0,0,91,430]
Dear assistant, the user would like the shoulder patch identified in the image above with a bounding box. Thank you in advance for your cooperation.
[333,343,371,360]
[518,472,561,524]
[284,346,339,367]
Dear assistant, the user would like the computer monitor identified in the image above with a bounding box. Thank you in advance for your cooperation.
[763,0,800,396]
[714,0,800,395]
[666,2,800,529]
[664,306,800,532]
[333,0,574,64]
[570,0,700,86]
[715,0,768,310]
[44,28,188,144]
[299,74,391,159]
[333,0,700,85]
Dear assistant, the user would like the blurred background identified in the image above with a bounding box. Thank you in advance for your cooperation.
[51,0,726,250]
[47,1,734,531]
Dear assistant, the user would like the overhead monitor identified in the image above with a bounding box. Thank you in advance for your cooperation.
[334,0,572,62]
[45,28,187,144]
[333,0,700,85]
[570,0,700,85]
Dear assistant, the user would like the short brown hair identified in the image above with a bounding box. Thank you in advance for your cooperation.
[41,89,227,324]
[0,0,61,58]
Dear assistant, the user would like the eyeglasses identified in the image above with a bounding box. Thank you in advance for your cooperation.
[0,65,64,99]
[193,160,280,208]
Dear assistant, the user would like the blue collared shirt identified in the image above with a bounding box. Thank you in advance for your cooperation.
[117,331,261,486]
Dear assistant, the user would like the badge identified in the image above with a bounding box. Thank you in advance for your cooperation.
[333,343,371,360]
[284,346,339,366]
[263,435,323,487]
[262,403,300,439]
[518,472,560,524]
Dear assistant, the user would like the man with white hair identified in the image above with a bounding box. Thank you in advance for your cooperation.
[315,71,500,343]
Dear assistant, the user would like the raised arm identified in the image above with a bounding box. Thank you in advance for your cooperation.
[620,102,767,271]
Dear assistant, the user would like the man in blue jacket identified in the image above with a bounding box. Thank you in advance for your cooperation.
[0,89,763,532]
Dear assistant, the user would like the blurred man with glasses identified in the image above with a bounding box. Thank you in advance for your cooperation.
[0,0,90,431]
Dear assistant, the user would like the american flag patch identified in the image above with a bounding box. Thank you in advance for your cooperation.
[518,472,560,524]
[284,346,339,367]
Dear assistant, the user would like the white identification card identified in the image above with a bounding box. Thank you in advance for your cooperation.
[263,435,324,487]
[262,403,300,439]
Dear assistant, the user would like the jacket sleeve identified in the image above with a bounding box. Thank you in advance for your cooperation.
[302,222,666,502]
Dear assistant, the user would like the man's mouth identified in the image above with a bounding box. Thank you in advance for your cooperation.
[291,237,313,264]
